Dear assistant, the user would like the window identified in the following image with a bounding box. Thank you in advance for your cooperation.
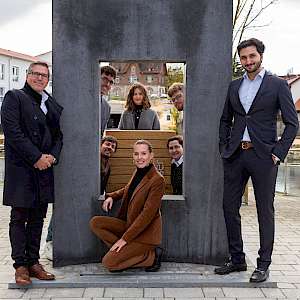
[166,115,171,121]
[0,64,5,80]
[128,75,137,84]
[0,87,5,108]
[12,66,19,82]
[131,65,136,74]
[146,75,153,83]
[115,77,120,84]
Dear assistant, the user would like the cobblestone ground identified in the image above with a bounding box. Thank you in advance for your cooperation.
[0,187,300,299]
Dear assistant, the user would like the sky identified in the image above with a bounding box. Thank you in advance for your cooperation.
[0,0,299,75]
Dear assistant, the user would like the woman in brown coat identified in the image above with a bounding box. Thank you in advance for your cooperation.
[90,140,165,272]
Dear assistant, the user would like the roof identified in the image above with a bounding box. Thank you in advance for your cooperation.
[0,48,38,62]
[111,62,167,75]
[279,74,300,87]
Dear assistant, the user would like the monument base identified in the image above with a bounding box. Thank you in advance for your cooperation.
[9,262,277,289]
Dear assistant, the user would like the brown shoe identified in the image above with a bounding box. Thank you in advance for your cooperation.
[15,266,32,286]
[29,264,55,280]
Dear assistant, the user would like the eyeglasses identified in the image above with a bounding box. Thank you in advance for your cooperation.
[29,71,49,79]
[101,75,114,85]
[171,93,183,103]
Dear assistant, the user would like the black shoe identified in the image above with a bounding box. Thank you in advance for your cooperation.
[250,268,269,283]
[214,261,247,275]
[145,247,163,272]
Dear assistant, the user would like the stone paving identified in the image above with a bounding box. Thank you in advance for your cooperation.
[0,186,300,299]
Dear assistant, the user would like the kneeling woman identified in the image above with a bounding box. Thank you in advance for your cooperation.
[90,140,165,272]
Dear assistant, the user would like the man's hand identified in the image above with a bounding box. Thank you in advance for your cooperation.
[33,154,52,170]
[110,238,127,252]
[272,154,280,165]
[45,154,56,165]
[102,197,113,212]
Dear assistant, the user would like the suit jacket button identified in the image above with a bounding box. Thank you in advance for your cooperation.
[246,115,250,119]
[34,115,38,120]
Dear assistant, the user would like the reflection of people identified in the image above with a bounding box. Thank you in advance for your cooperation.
[118,83,160,130]
[216,38,299,283]
[100,136,118,195]
[167,136,183,195]
[90,140,165,272]
[1,61,63,285]
[100,65,117,137]
[167,83,184,134]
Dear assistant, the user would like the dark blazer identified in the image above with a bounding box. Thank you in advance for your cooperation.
[118,108,160,130]
[219,72,299,161]
[1,83,63,207]
[106,165,165,245]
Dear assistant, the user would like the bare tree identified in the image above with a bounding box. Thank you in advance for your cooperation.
[232,0,278,77]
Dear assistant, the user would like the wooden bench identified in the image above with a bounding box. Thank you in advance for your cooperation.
[104,130,176,194]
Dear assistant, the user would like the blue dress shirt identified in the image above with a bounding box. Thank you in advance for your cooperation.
[239,68,265,141]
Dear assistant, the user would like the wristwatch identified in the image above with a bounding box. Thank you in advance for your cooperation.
[52,157,57,164]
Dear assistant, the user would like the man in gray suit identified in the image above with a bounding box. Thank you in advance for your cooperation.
[216,38,299,283]
[100,65,117,136]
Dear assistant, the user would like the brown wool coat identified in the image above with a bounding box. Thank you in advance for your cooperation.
[106,165,165,245]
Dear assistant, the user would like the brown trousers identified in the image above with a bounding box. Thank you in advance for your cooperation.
[90,216,155,271]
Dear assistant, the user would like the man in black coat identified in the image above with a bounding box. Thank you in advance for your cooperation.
[1,61,63,286]
[215,38,299,282]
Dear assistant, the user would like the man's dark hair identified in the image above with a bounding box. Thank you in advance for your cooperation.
[237,38,265,56]
[101,65,117,79]
[167,135,183,148]
[28,61,50,76]
[101,135,118,151]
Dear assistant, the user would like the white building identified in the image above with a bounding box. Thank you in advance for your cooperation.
[0,48,52,111]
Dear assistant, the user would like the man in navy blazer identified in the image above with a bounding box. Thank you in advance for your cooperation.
[215,38,299,282]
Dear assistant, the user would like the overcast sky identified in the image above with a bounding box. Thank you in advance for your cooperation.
[0,0,299,75]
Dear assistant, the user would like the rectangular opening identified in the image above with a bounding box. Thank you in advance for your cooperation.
[99,60,185,198]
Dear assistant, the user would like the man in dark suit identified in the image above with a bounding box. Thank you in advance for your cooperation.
[167,135,183,195]
[1,61,63,285]
[100,135,118,195]
[215,38,299,282]
[100,65,117,137]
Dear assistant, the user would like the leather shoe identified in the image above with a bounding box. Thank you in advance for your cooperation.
[214,261,247,275]
[250,268,269,283]
[15,266,32,286]
[145,247,163,272]
[29,264,55,280]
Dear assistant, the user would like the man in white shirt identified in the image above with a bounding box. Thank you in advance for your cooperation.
[167,135,183,195]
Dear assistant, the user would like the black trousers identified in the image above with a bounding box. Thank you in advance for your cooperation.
[9,205,48,269]
[222,148,278,270]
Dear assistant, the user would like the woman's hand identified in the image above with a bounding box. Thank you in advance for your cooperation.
[110,238,127,252]
[102,197,113,212]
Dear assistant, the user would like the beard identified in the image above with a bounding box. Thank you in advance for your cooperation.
[244,59,262,74]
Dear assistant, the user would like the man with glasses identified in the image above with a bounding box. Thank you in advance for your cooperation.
[100,65,117,137]
[167,83,184,134]
[1,61,63,285]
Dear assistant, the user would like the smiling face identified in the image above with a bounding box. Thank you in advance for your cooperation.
[132,88,144,106]
[101,73,114,95]
[26,64,49,93]
[171,91,184,111]
[239,45,263,77]
[101,140,117,158]
[133,143,153,169]
[168,139,183,160]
